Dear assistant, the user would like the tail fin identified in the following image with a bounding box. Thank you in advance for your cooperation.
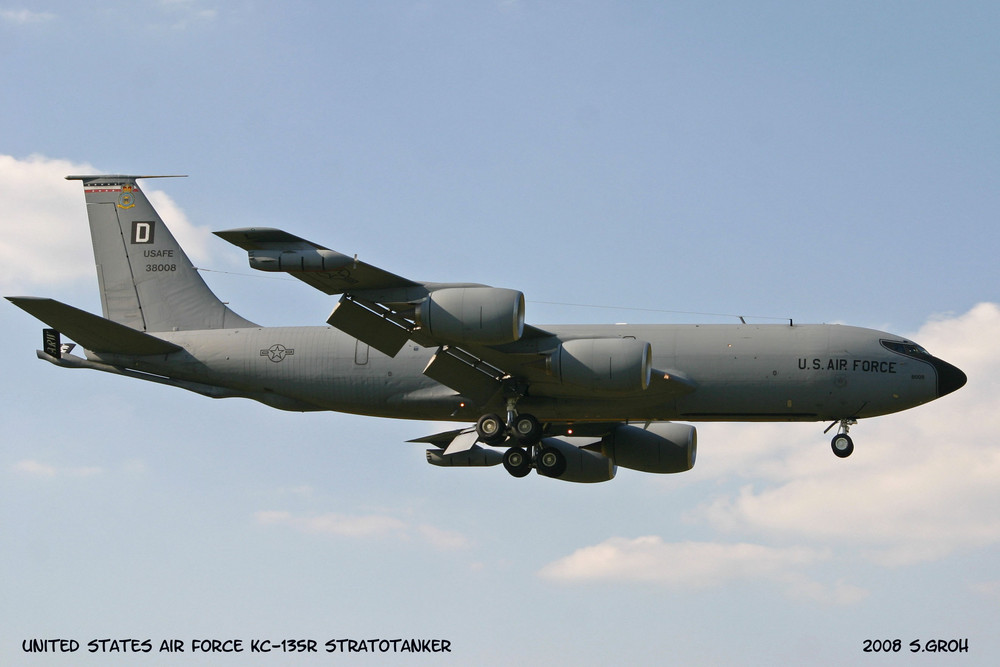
[67,175,255,331]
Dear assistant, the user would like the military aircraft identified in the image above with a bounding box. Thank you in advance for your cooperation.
[7,175,967,483]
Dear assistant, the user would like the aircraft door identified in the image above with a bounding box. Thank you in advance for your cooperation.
[355,340,369,365]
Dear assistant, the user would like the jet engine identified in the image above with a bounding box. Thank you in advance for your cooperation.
[601,422,697,473]
[536,437,617,483]
[548,338,652,392]
[416,287,525,345]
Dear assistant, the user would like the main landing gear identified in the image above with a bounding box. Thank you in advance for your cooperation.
[501,443,567,478]
[475,400,564,478]
[825,418,857,458]
[475,412,541,447]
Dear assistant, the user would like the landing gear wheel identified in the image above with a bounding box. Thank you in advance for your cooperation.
[536,446,567,478]
[831,433,854,458]
[503,447,532,478]
[476,413,506,446]
[512,413,542,446]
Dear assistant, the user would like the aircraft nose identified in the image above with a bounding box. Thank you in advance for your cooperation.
[932,357,967,398]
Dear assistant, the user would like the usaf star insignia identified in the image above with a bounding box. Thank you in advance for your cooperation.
[261,343,295,362]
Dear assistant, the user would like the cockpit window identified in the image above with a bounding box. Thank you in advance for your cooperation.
[880,339,932,360]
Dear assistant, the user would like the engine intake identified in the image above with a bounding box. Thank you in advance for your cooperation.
[549,338,652,393]
[416,287,525,345]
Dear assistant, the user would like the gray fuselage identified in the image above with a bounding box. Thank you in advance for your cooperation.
[91,321,956,425]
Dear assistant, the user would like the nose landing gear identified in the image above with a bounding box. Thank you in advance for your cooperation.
[825,419,857,458]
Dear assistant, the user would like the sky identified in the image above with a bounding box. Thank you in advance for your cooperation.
[1,1,998,664]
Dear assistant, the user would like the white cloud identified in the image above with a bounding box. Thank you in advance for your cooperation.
[969,579,1000,601]
[256,510,407,538]
[277,484,315,497]
[0,154,217,293]
[0,154,96,289]
[969,581,1000,602]
[255,510,470,551]
[122,459,148,475]
[146,188,214,264]
[156,0,217,28]
[690,303,1000,566]
[13,459,57,477]
[0,9,55,24]
[539,537,819,586]
[538,536,867,605]
[416,523,472,551]
[13,459,103,478]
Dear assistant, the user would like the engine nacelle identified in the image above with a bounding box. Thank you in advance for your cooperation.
[549,338,652,392]
[248,248,353,272]
[537,437,616,483]
[602,423,697,473]
[416,287,525,345]
[426,445,503,467]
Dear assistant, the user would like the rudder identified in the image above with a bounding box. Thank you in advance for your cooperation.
[67,175,255,332]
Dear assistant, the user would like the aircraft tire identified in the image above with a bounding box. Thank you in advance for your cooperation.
[831,433,854,458]
[512,413,542,446]
[477,413,507,446]
[536,446,567,478]
[503,447,532,477]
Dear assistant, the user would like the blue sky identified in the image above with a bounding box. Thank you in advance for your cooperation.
[2,2,998,664]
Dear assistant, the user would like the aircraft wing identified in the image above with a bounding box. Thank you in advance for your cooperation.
[213,227,419,294]
[217,228,695,409]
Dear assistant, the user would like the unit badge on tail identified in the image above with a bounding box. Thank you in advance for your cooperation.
[118,184,136,209]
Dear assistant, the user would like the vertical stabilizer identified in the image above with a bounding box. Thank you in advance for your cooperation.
[67,175,256,332]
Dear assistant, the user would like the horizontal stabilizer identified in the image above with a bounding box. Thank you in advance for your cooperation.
[6,297,182,355]
[66,174,187,182]
[407,428,469,446]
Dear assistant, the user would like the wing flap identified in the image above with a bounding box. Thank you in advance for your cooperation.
[6,297,182,355]
[326,295,412,357]
[422,345,504,403]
